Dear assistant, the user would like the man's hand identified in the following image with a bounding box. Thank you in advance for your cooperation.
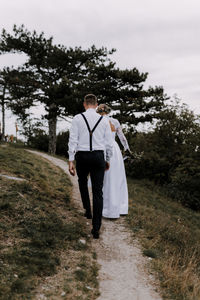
[105,161,110,171]
[69,161,76,176]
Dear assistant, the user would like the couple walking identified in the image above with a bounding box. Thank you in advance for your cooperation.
[68,94,130,239]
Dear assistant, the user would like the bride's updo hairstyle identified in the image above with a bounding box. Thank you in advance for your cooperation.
[96,104,111,114]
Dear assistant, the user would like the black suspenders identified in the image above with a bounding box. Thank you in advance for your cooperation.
[81,113,103,152]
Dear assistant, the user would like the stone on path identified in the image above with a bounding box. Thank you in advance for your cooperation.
[0,174,26,181]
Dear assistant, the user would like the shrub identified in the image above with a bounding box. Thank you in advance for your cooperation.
[26,130,69,157]
[167,154,200,210]
[126,101,200,211]
[56,131,69,157]
[28,131,49,152]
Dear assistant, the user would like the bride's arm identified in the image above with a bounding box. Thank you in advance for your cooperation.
[115,120,130,151]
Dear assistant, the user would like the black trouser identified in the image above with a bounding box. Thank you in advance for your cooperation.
[75,151,105,232]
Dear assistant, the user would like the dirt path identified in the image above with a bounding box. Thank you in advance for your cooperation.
[28,151,162,300]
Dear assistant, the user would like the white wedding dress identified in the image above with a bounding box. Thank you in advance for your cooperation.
[102,116,130,218]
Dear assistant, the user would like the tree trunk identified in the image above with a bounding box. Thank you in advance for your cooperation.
[48,104,57,155]
[1,86,6,140]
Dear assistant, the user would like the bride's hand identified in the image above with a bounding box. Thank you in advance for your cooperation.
[105,162,110,171]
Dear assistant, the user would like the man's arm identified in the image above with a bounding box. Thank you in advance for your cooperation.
[68,116,79,176]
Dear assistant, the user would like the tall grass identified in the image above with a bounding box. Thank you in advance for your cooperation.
[127,178,200,300]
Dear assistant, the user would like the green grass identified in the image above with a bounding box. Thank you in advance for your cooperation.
[127,178,200,300]
[0,145,98,299]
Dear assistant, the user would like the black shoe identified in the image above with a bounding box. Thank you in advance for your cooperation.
[84,211,92,219]
[91,229,99,239]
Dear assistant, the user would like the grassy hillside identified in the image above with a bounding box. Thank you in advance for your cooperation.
[127,178,200,300]
[0,145,99,300]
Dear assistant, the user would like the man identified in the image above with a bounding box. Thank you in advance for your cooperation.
[68,94,113,239]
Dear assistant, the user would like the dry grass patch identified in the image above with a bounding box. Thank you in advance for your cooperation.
[127,178,200,300]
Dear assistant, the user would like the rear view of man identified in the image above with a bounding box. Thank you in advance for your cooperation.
[68,94,113,239]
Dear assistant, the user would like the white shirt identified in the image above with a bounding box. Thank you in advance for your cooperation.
[68,108,113,161]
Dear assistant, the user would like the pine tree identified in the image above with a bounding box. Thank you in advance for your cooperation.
[0,25,115,153]
[80,65,168,127]
[0,25,168,153]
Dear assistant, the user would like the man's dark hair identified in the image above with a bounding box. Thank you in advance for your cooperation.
[84,94,98,105]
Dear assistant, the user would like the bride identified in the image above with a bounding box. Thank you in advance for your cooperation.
[96,104,131,218]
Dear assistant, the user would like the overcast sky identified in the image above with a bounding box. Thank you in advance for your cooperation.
[0,0,200,134]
